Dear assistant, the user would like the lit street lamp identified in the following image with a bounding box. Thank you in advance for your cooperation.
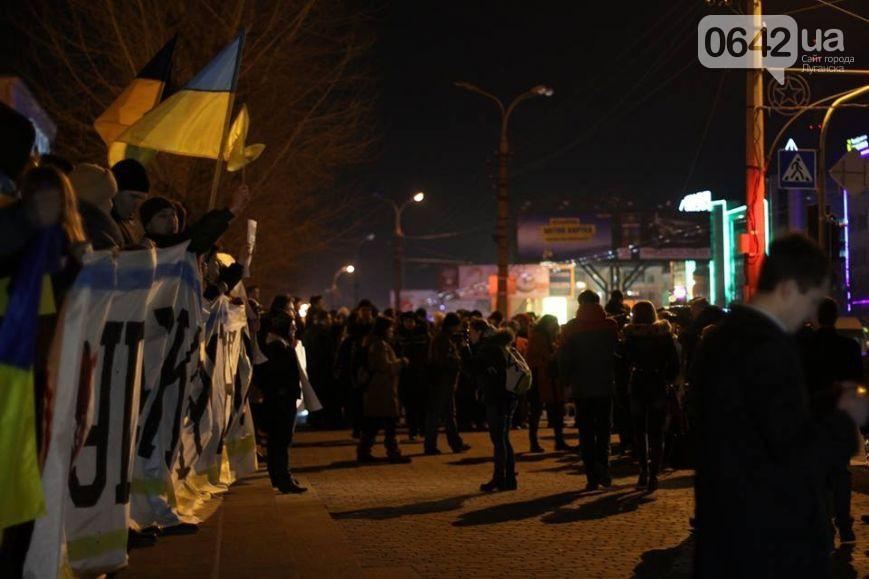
[455,81,553,316]
[376,191,425,312]
[327,264,355,306]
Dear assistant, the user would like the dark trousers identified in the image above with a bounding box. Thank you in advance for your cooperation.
[0,520,34,578]
[486,397,518,484]
[358,416,401,457]
[264,402,298,488]
[400,381,426,438]
[830,462,853,530]
[425,384,464,452]
[630,394,667,476]
[575,396,612,484]
[528,387,565,447]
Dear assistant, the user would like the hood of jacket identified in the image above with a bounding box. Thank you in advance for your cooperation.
[623,320,673,337]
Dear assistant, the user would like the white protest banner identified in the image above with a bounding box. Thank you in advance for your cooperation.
[130,244,203,530]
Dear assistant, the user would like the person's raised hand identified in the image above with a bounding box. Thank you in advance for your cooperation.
[229,184,251,216]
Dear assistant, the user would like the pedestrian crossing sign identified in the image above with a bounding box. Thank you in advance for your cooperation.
[778,148,817,190]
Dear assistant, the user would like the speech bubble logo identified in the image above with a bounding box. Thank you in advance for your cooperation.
[698,15,798,84]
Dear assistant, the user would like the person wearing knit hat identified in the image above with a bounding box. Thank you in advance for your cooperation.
[0,102,36,187]
[70,163,125,250]
[110,159,149,246]
[139,183,251,255]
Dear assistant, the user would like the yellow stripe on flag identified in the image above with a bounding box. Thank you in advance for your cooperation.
[0,365,45,530]
[94,78,163,146]
[116,90,231,159]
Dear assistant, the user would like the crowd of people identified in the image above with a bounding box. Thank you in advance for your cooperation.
[3,93,869,577]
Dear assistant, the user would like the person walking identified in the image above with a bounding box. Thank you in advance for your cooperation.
[559,290,619,490]
[425,313,470,455]
[693,234,868,578]
[527,315,569,453]
[468,319,518,492]
[357,316,412,464]
[800,297,864,544]
[622,301,679,492]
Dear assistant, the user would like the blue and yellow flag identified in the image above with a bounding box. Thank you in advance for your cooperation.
[94,37,177,166]
[0,228,62,530]
[115,32,245,160]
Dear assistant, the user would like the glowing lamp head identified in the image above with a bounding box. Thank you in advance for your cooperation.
[532,85,554,97]
[344,265,356,274]
[413,192,425,203]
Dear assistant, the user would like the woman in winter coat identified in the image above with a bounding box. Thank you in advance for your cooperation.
[526,315,570,452]
[623,300,679,492]
[357,316,411,463]
[469,319,518,492]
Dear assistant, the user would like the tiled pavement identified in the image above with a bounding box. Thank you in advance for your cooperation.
[122,429,869,578]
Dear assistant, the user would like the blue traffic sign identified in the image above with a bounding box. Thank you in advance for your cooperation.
[778,149,817,190]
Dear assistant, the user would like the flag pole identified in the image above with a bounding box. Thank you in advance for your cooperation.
[208,30,246,211]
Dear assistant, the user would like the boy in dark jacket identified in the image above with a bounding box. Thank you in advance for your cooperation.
[469,319,517,492]
[425,313,470,455]
[559,290,619,490]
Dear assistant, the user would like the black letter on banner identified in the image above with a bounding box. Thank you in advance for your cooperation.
[215,330,240,455]
[137,308,194,462]
[115,321,144,504]
[69,321,123,507]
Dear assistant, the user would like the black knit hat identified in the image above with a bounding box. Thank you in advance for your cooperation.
[139,196,175,227]
[442,312,461,329]
[111,159,150,193]
[0,102,35,180]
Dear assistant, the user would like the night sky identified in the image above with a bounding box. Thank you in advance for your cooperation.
[320,0,867,307]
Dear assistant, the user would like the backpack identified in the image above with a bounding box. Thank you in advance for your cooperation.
[504,346,532,396]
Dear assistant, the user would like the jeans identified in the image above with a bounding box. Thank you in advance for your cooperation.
[486,397,519,485]
[425,384,464,452]
[630,394,667,476]
[264,402,298,488]
[575,396,612,484]
[830,461,853,531]
[358,416,401,457]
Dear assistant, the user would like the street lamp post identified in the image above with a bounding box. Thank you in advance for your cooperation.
[379,192,425,313]
[329,264,355,307]
[353,233,376,306]
[455,81,553,316]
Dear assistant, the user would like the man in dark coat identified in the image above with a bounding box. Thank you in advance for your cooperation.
[693,234,867,578]
[559,290,619,490]
[303,308,338,428]
[110,159,149,247]
[425,312,470,454]
[800,297,864,543]
[395,311,430,440]
[258,312,307,494]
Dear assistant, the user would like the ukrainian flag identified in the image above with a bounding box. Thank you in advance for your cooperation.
[115,32,245,160]
[0,229,62,530]
[94,36,176,166]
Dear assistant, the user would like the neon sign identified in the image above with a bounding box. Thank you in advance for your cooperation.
[679,190,713,213]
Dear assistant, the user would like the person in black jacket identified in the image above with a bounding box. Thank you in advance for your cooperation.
[425,312,470,455]
[138,183,250,254]
[800,297,864,544]
[259,312,307,494]
[396,311,430,440]
[469,319,518,492]
[622,301,679,492]
[693,234,868,578]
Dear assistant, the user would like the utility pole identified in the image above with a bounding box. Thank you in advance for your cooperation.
[377,192,425,313]
[744,0,766,301]
[455,82,553,316]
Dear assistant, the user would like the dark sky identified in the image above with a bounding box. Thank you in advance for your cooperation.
[314,0,867,307]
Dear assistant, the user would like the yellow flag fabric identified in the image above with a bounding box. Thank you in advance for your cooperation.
[224,104,265,172]
[94,78,163,147]
[0,365,46,530]
[115,91,231,159]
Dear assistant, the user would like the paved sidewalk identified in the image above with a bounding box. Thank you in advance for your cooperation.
[121,429,869,578]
